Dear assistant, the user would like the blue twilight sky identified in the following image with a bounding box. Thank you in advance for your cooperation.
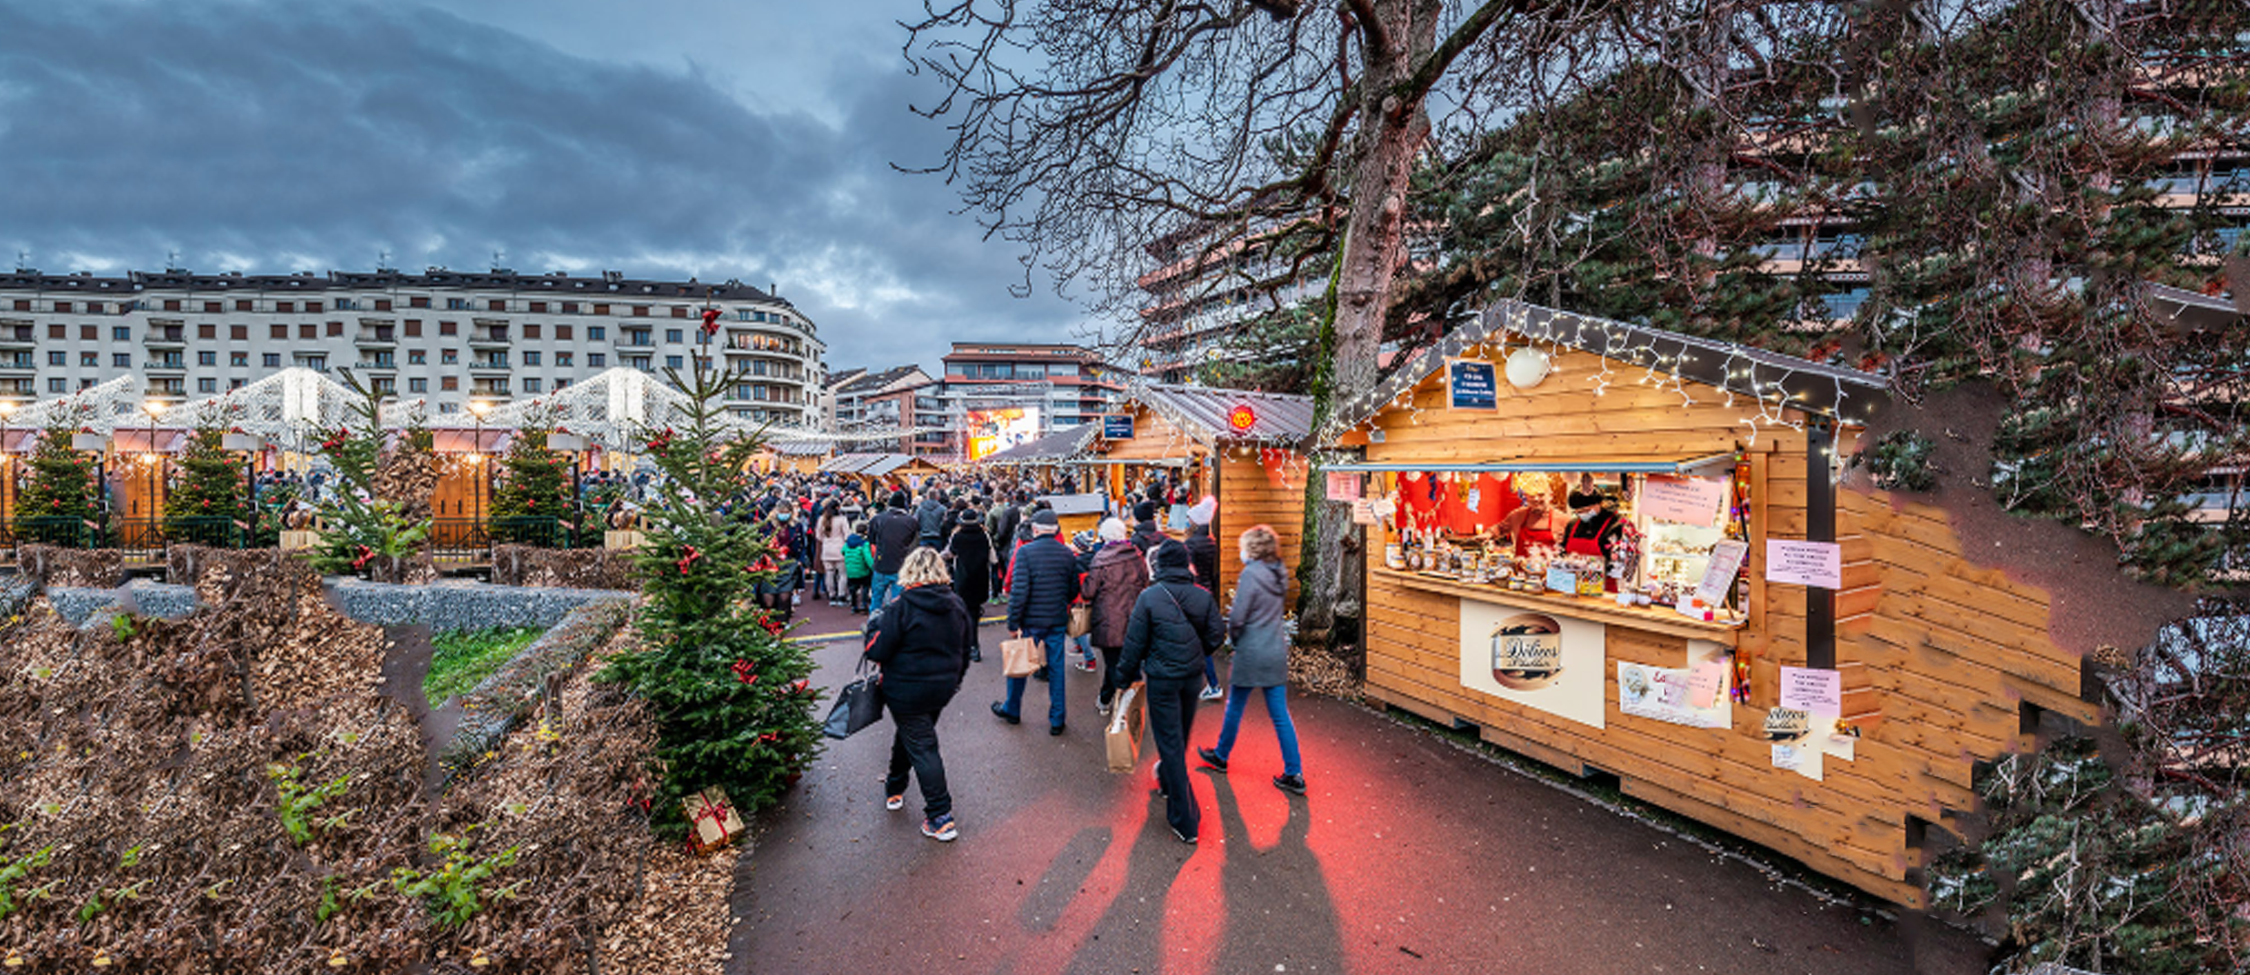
[0,0,1086,371]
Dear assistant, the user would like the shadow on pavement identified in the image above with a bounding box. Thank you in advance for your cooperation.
[1062,795,1189,975]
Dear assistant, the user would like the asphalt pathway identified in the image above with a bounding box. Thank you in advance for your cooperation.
[728,596,1988,975]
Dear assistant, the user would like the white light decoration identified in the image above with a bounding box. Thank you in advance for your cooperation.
[1504,347,1552,389]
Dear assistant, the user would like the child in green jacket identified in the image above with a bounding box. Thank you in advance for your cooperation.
[842,523,874,613]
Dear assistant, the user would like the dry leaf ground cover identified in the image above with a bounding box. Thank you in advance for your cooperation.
[0,557,738,973]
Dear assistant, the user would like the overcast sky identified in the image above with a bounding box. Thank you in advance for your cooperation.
[0,0,1086,372]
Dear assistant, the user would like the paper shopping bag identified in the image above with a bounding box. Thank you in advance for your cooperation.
[1105,683,1146,773]
[1000,637,1041,678]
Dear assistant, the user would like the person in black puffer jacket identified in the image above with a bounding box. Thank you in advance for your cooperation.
[1130,500,1165,553]
[993,510,1082,733]
[863,548,975,842]
[1182,518,1225,700]
[1117,540,1224,844]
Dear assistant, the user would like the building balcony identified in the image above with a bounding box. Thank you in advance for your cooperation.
[0,325,34,347]
[469,382,513,399]
[144,326,187,348]
[616,334,656,351]
[469,360,511,374]
[145,359,187,374]
[355,326,397,347]
[0,357,34,374]
[469,329,511,348]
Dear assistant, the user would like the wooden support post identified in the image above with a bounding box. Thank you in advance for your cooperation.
[1806,418,1837,671]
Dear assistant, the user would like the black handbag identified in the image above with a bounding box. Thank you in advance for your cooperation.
[823,660,884,740]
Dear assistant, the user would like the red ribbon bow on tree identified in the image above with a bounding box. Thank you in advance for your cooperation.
[676,545,702,574]
[646,428,675,453]
[730,658,758,684]
[700,308,722,336]
[757,614,786,637]
[350,545,375,571]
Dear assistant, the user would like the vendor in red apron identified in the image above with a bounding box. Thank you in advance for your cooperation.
[1561,486,1629,592]
[1492,483,1566,558]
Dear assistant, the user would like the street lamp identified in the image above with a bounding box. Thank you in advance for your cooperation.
[143,398,165,547]
[468,399,492,529]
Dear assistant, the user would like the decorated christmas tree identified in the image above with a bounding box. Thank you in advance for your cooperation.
[489,407,575,547]
[304,369,429,581]
[13,409,102,546]
[162,403,252,545]
[599,355,822,835]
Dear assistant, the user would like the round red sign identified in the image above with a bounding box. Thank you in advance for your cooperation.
[1228,404,1257,432]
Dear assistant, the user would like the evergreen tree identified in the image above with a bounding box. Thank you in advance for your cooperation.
[13,409,102,547]
[162,404,252,545]
[599,355,823,834]
[304,369,429,581]
[489,411,574,547]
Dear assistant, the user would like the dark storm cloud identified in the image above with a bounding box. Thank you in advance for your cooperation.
[0,0,1083,368]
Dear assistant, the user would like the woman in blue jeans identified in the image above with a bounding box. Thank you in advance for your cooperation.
[1197,525,1305,793]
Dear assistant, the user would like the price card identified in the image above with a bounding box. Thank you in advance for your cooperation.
[1545,565,1577,594]
[1326,471,1362,502]
[1692,539,1749,608]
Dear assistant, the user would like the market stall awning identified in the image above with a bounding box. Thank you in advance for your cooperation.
[1320,452,1737,476]
[982,424,1096,464]
[1125,383,1315,447]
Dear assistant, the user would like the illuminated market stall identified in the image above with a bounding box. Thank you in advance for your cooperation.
[1321,300,2099,907]
[1096,384,1310,600]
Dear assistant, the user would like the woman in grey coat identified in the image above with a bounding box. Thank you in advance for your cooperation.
[1196,525,1306,793]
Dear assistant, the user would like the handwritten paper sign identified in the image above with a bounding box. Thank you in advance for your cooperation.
[1326,471,1362,502]
[1686,660,1728,710]
[1779,666,1843,717]
[1692,539,1750,609]
[1640,475,1728,527]
[1618,662,1730,729]
[1351,500,1378,525]
[1765,539,1842,588]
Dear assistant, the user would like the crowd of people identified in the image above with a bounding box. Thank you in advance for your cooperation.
[824,473,1305,848]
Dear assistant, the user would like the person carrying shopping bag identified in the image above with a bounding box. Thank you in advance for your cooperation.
[1118,540,1225,845]
[863,548,976,842]
[1198,525,1306,794]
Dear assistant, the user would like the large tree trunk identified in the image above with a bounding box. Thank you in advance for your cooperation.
[1296,0,1441,651]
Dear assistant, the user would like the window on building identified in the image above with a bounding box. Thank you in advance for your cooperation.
[555,324,573,341]
[297,355,326,371]
[524,377,543,392]
[438,402,460,414]
[588,325,606,341]
[529,301,547,313]
[113,353,131,368]
[334,298,354,311]
[113,326,131,341]
[45,351,63,365]
[554,378,570,390]
[409,378,428,393]
[161,299,181,312]
[375,299,392,311]
[197,323,215,339]
[204,301,222,314]
[408,349,426,365]
[440,321,458,336]
[555,351,573,367]
[230,325,247,340]
[46,324,63,339]
[270,324,287,339]
[633,305,650,317]
[665,355,683,369]
[235,299,253,312]
[9,300,25,311]
[447,298,469,310]
[326,321,342,336]
[79,325,95,340]
[404,319,422,337]
[231,352,248,367]
[561,301,579,314]
[588,353,606,368]
[442,349,459,364]
[371,377,395,395]
[299,324,317,339]
[197,351,216,366]
[486,299,505,312]
[523,323,541,339]
[671,306,688,319]
[53,301,72,313]
[665,328,683,344]
[306,301,324,314]
[523,351,541,366]
[410,296,430,309]
[77,378,93,390]
[197,378,217,393]
[263,353,282,367]
[274,301,294,313]
[47,378,65,392]
[80,352,97,367]
[229,378,245,389]
[441,376,459,391]
[593,303,610,315]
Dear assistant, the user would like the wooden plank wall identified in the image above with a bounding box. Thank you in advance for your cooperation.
[1216,451,1304,605]
[1351,349,2086,908]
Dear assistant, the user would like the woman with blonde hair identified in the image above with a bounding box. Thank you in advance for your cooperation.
[864,547,975,841]
[1197,525,1305,794]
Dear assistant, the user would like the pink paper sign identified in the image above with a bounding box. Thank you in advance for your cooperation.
[1779,666,1842,717]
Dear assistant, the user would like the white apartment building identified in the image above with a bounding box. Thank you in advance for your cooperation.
[0,267,825,425]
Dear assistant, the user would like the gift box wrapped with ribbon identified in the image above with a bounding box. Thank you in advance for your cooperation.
[684,787,745,854]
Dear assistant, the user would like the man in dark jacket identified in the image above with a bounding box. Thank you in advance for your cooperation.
[867,492,921,613]
[992,510,1081,734]
[1130,500,1165,553]
[1117,540,1226,844]
[915,488,950,548]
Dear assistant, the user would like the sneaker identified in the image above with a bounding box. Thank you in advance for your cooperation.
[885,794,905,811]
[1096,698,1112,717]
[968,648,983,663]
[1198,685,1225,702]
[989,702,1019,725]
[1170,825,1198,845]
[922,814,958,842]
[1075,658,1098,673]
[1273,773,1307,795]
[1197,747,1228,772]
[1049,723,1066,737]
